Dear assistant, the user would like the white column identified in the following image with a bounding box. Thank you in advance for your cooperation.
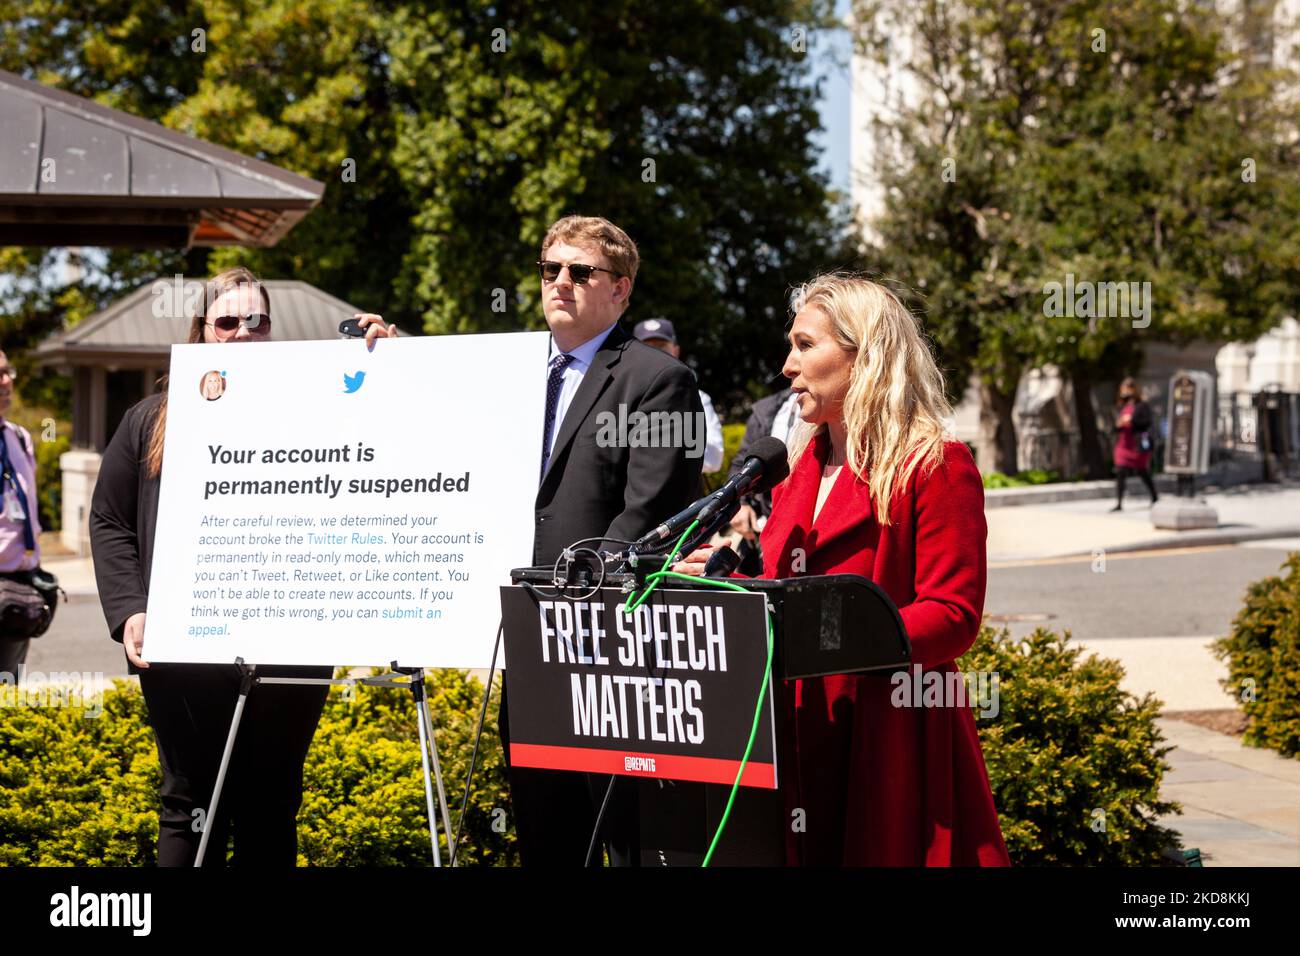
[59,450,101,557]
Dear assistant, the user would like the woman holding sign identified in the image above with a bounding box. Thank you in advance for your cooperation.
[90,267,397,866]
[674,275,1010,866]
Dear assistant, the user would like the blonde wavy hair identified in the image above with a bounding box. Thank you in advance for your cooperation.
[786,274,953,525]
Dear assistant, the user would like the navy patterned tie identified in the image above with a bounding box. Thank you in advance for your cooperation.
[540,353,575,481]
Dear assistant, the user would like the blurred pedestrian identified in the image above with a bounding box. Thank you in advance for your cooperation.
[1111,376,1158,511]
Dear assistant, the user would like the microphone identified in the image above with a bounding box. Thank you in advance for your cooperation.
[631,437,789,552]
[703,545,741,578]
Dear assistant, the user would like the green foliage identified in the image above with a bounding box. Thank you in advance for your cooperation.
[959,626,1182,865]
[386,0,843,403]
[299,669,516,866]
[982,468,1061,489]
[1213,552,1300,758]
[0,672,517,866]
[2,636,1182,866]
[1,1,843,408]
[0,679,159,866]
[703,422,748,493]
[853,0,1300,466]
[33,431,69,532]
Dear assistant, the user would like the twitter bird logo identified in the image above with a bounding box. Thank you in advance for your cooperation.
[343,371,366,393]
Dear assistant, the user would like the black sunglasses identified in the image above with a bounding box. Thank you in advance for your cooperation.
[207,312,271,334]
[537,260,620,284]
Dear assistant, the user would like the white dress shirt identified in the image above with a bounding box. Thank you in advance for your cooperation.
[546,322,618,459]
[699,391,724,473]
[770,391,801,443]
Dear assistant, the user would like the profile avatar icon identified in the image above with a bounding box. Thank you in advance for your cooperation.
[200,369,226,401]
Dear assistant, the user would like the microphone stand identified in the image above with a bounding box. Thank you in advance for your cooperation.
[620,499,741,579]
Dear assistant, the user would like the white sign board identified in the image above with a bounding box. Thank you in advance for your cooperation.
[144,331,548,668]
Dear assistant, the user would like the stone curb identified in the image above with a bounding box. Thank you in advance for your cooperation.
[993,526,1300,563]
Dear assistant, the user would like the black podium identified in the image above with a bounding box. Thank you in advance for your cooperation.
[503,568,911,866]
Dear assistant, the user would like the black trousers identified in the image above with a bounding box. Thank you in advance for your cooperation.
[138,662,331,867]
[1115,466,1157,505]
[498,685,640,866]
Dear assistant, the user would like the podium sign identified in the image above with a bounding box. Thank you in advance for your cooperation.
[500,584,778,789]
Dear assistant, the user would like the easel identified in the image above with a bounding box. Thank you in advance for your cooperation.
[195,658,456,867]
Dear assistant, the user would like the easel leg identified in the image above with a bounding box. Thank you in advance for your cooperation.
[412,681,442,867]
[195,659,256,867]
[403,666,453,867]
[415,680,455,864]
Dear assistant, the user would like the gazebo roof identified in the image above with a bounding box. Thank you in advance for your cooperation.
[34,280,362,369]
[0,69,324,249]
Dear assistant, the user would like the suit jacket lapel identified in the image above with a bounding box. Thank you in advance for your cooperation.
[541,323,626,486]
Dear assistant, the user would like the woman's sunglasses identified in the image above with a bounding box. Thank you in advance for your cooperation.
[207,312,271,334]
[537,260,620,285]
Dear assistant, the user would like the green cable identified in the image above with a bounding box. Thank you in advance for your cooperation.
[623,519,699,613]
[622,531,776,868]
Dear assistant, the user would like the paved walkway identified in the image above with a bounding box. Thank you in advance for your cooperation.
[987,482,1300,563]
[42,553,97,594]
[1157,717,1300,866]
[986,481,1300,865]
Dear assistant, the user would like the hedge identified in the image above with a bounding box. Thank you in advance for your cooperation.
[1,627,1181,865]
[959,627,1181,865]
[1213,551,1300,758]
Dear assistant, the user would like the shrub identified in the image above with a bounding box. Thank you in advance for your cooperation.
[982,468,1062,489]
[0,671,516,866]
[959,626,1182,865]
[2,636,1181,866]
[0,679,158,865]
[299,668,516,866]
[1212,551,1300,758]
[35,432,70,531]
[703,422,748,493]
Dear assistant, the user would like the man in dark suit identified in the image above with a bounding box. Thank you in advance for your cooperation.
[506,215,704,866]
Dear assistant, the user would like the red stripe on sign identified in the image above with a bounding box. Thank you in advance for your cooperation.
[509,743,777,789]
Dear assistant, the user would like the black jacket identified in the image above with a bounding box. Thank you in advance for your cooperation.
[90,392,163,645]
[727,387,795,517]
[533,323,704,565]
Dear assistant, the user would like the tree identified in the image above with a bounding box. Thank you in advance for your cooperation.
[387,0,846,406]
[2,0,845,418]
[852,0,1300,475]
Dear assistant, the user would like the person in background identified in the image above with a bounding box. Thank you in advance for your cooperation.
[631,318,724,473]
[725,385,798,574]
[89,267,396,866]
[1111,376,1158,511]
[0,351,42,680]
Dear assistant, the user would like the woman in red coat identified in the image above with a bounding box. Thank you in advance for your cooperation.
[676,275,1010,866]
[1111,377,1158,511]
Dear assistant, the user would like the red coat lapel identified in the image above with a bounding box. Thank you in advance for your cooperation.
[763,429,876,577]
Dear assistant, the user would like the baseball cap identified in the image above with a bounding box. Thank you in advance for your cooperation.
[632,317,677,343]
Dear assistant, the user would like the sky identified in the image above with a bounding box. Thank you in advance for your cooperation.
[811,0,854,199]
